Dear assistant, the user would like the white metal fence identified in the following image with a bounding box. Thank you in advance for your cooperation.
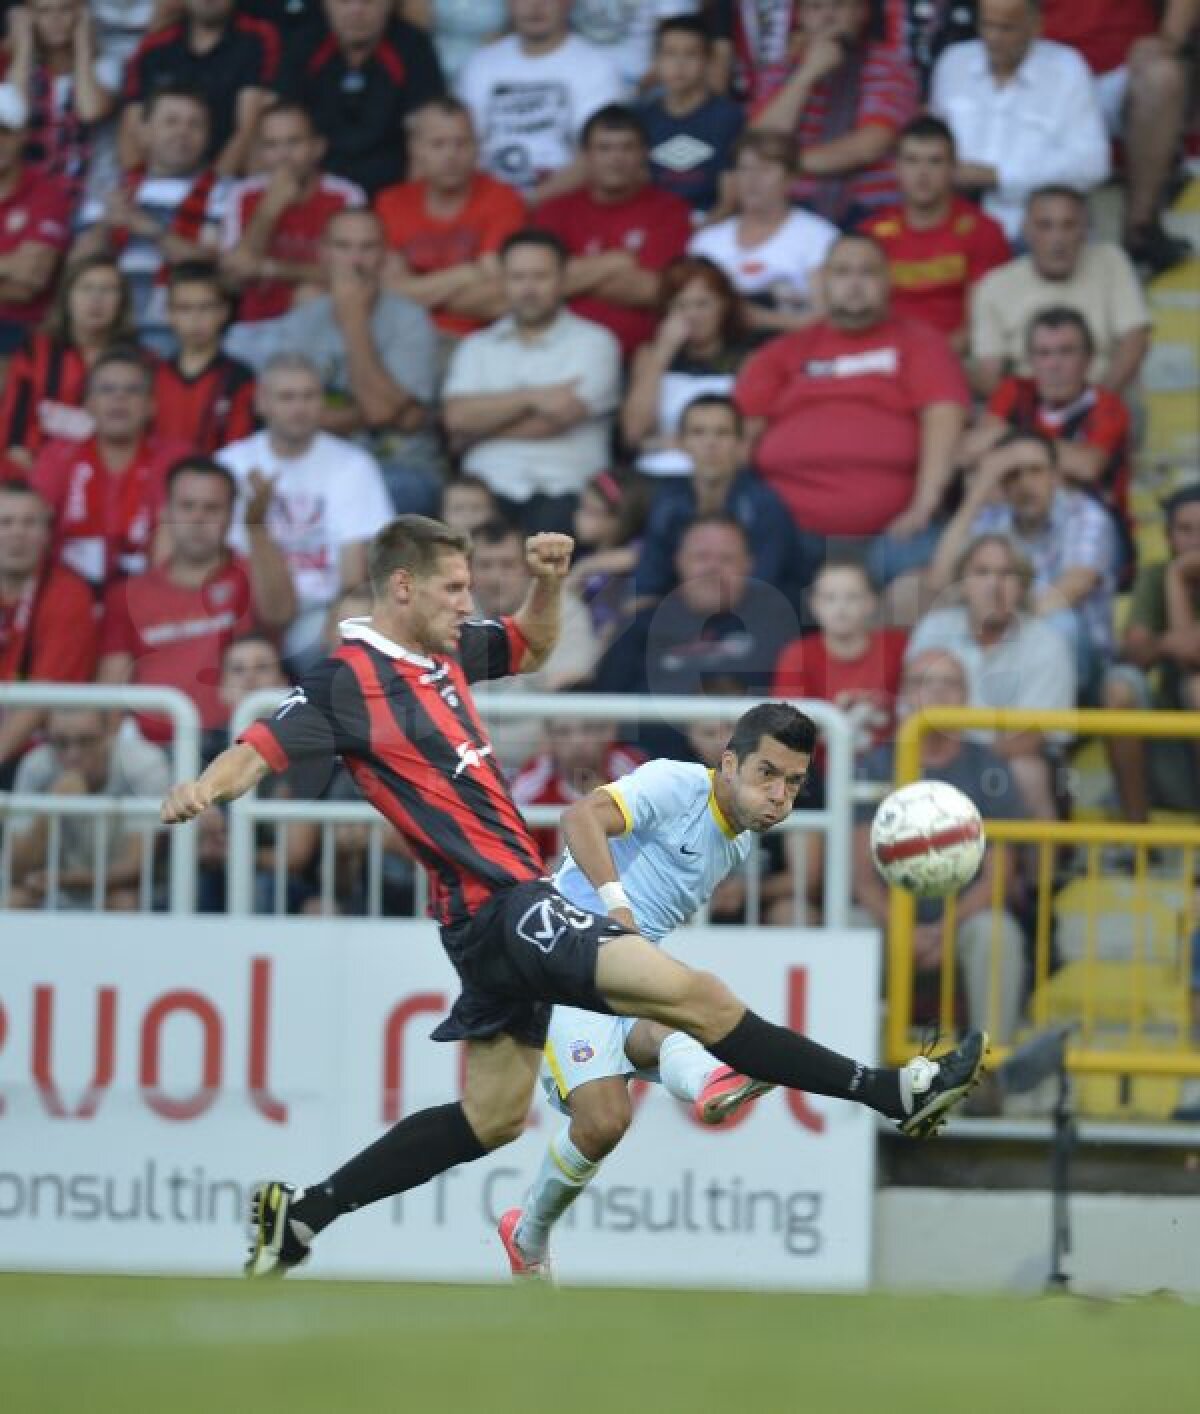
[226,691,857,926]
[0,684,200,913]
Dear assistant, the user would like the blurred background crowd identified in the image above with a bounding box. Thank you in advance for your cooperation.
[0,0,1197,962]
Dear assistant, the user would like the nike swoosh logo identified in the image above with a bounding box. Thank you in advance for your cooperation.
[680,845,699,856]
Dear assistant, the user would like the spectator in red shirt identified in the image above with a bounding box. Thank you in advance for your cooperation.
[154,262,256,454]
[511,713,646,863]
[1041,0,1198,275]
[220,99,366,324]
[376,97,525,339]
[98,455,295,742]
[0,253,133,470]
[30,346,190,591]
[735,232,969,593]
[0,83,71,357]
[960,305,1134,576]
[749,0,920,223]
[537,104,692,359]
[0,477,98,784]
[773,558,907,758]
[119,0,279,176]
[861,114,1010,354]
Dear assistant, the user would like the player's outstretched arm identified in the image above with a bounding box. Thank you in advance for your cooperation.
[560,791,637,934]
[160,743,273,824]
[513,532,574,672]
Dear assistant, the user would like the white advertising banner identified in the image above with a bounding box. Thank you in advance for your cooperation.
[0,916,880,1290]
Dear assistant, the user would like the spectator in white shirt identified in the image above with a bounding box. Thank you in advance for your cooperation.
[441,228,621,534]
[970,185,1151,398]
[930,0,1110,241]
[687,128,838,335]
[217,352,394,670]
[457,0,623,205]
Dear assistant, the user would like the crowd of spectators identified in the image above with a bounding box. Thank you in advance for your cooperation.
[0,0,1198,952]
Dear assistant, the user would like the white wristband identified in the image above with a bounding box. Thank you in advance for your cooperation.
[598,880,630,914]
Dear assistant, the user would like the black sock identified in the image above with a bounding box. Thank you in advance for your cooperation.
[709,1010,905,1120]
[292,1102,486,1234]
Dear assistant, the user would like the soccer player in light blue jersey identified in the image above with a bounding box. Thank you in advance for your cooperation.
[498,702,814,1278]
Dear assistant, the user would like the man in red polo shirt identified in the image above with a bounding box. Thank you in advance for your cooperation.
[862,115,1010,353]
[98,456,295,742]
[376,97,525,338]
[0,478,98,783]
[30,348,190,592]
[0,84,71,358]
[220,100,365,323]
[735,232,968,577]
[537,105,692,359]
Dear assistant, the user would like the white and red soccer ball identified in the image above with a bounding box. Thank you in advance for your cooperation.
[870,781,986,898]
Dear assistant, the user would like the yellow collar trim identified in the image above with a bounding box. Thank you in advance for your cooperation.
[707,770,737,839]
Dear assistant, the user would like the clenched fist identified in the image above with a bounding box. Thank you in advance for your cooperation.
[161,780,213,825]
[524,532,574,582]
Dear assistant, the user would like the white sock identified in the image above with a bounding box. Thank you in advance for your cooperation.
[514,1125,599,1260]
[658,1031,724,1103]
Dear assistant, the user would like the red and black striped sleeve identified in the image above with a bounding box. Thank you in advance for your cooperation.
[458,616,529,684]
[238,655,370,771]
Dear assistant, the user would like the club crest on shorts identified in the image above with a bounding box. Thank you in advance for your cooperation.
[516,894,595,953]
[570,1040,595,1064]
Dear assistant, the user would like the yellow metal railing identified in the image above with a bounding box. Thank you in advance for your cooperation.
[885,708,1200,1083]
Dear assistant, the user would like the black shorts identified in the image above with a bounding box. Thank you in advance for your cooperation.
[431,879,626,1048]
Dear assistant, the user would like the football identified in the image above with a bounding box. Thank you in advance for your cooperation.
[869,780,986,898]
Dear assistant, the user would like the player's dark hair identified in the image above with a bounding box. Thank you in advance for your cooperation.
[727,703,817,761]
[166,454,237,502]
[1026,304,1095,358]
[580,104,647,149]
[368,515,472,594]
[680,393,744,436]
[994,426,1058,466]
[500,228,569,266]
[897,114,956,154]
[85,344,154,395]
[655,14,711,49]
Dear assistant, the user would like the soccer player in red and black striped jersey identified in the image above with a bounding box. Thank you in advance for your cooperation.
[161,514,987,1276]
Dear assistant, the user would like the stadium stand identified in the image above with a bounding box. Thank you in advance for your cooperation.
[0,0,1197,1126]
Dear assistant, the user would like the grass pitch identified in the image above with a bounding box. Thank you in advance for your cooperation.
[0,1273,1194,1414]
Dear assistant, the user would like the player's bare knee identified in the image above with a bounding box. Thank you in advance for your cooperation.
[679,969,742,1044]
[465,1098,527,1151]
[569,1089,632,1158]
